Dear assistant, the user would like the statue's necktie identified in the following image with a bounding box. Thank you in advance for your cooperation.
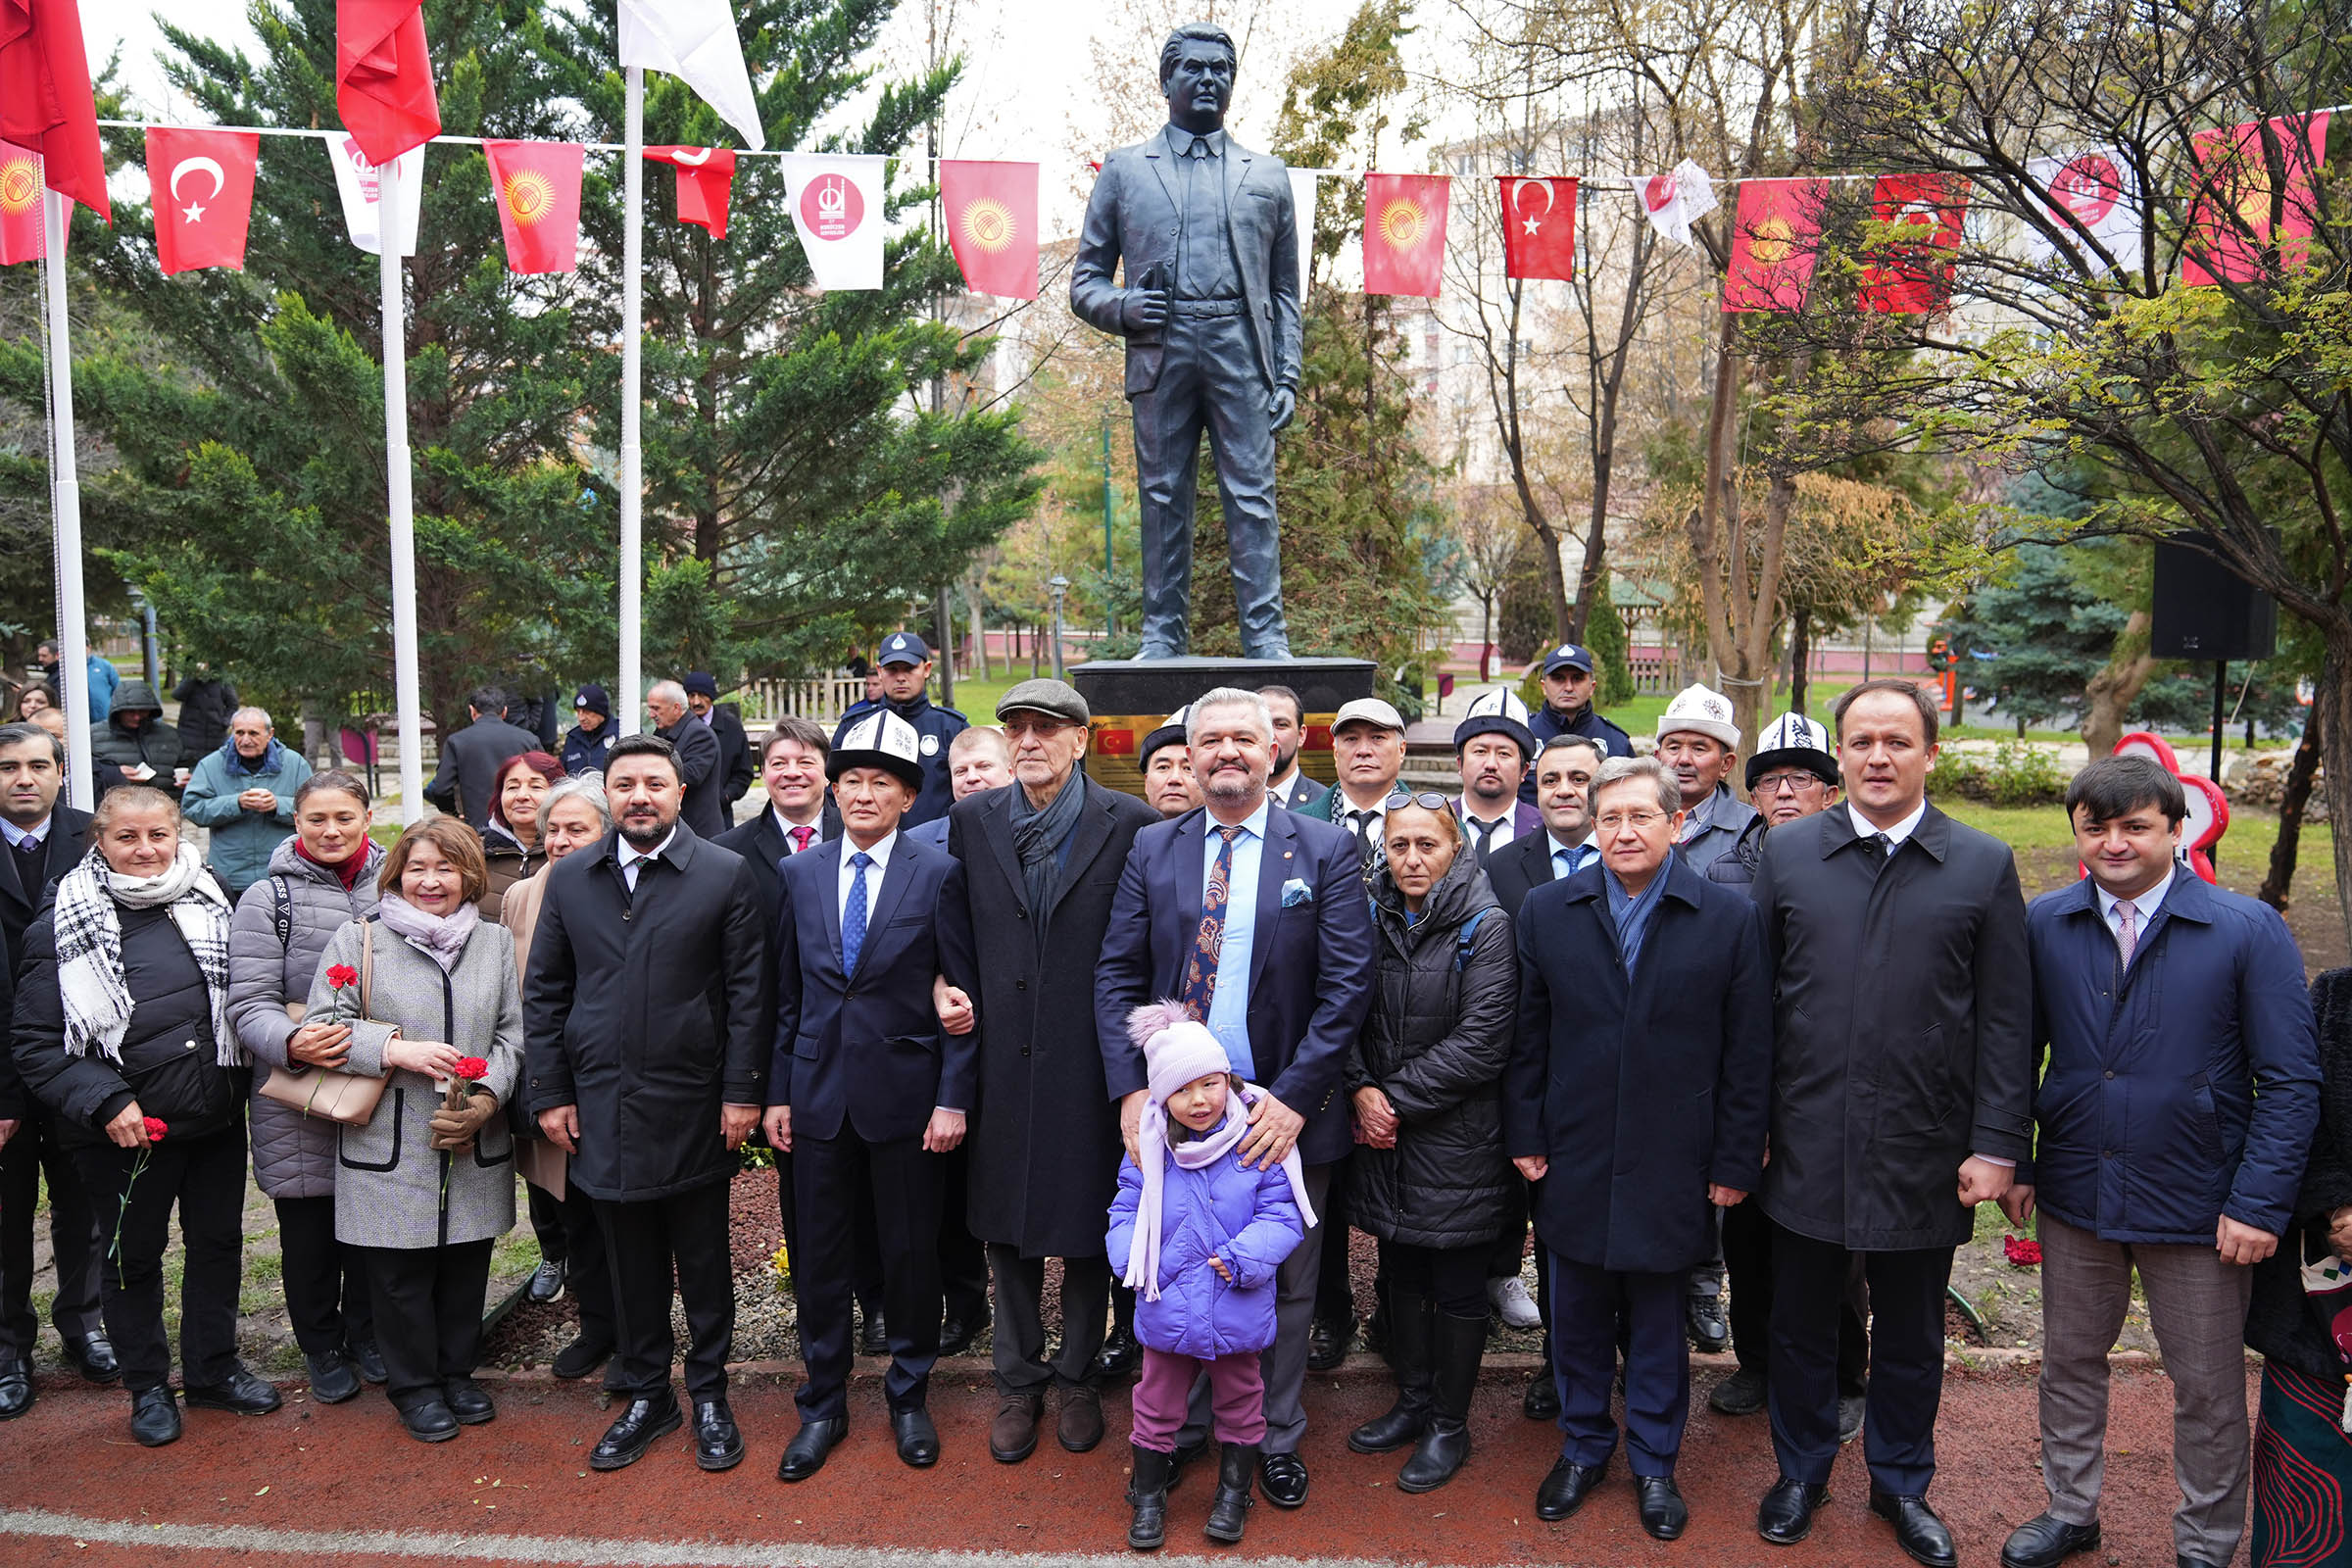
[1181,826,1244,1020]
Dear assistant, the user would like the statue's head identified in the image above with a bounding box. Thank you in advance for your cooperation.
[1160,23,1238,134]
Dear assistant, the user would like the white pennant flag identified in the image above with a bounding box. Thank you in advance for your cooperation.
[326,135,424,257]
[617,0,765,151]
[782,154,886,290]
[2021,148,2141,272]
[1638,160,1716,248]
[1289,169,1318,291]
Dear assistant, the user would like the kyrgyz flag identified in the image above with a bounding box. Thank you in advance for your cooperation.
[941,160,1038,299]
[146,128,261,276]
[0,141,41,264]
[336,0,441,167]
[1498,175,1576,281]
[2182,112,2330,286]
[1857,172,1966,314]
[646,145,736,238]
[1723,177,1826,313]
[485,140,584,274]
[0,0,110,220]
[1363,172,1448,296]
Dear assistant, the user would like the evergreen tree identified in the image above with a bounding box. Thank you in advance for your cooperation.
[1937,543,2128,729]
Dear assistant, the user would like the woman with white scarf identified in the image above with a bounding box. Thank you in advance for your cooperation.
[8,785,281,1447]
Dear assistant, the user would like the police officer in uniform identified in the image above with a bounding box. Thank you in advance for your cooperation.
[833,633,967,830]
[563,685,617,778]
[1519,644,1633,806]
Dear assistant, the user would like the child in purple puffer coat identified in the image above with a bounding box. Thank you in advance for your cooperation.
[1107,1002,1311,1552]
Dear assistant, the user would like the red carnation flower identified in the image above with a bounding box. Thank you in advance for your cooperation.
[325,963,359,990]
[141,1117,168,1144]
[2003,1234,2042,1267]
[453,1057,489,1082]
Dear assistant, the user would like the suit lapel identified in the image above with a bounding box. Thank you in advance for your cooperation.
[1178,814,1207,938]
[980,790,1028,906]
[1052,792,1118,913]
[1248,808,1294,993]
[811,839,847,970]
[850,843,917,983]
[1144,141,1173,212]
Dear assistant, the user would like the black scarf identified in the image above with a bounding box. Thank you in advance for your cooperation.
[1008,769,1087,948]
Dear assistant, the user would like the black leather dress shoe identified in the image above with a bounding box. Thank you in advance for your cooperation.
[397,1397,461,1443]
[858,1313,889,1357]
[444,1378,496,1425]
[349,1339,388,1385]
[2000,1512,2102,1568]
[64,1333,120,1385]
[892,1405,940,1467]
[937,1317,977,1358]
[0,1356,32,1419]
[552,1337,613,1381]
[1523,1369,1560,1421]
[778,1416,847,1481]
[1093,1324,1141,1381]
[1306,1316,1350,1372]
[590,1395,682,1471]
[1686,1291,1731,1353]
[1258,1450,1309,1509]
[1637,1475,1689,1541]
[694,1399,744,1471]
[1536,1458,1604,1521]
[129,1386,180,1446]
[305,1351,361,1405]
[184,1366,283,1414]
[526,1258,565,1304]
[1870,1491,1957,1568]
[1758,1476,1832,1544]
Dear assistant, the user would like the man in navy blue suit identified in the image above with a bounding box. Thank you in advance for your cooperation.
[1095,686,1374,1511]
[763,710,973,1484]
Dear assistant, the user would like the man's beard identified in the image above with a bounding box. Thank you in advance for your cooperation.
[619,814,673,851]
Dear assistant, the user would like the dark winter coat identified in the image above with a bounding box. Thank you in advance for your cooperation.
[1344,852,1517,1250]
[171,677,239,759]
[937,778,1159,1257]
[2247,968,2352,1380]
[423,713,537,831]
[1503,857,1772,1273]
[0,806,88,1123]
[659,715,729,839]
[88,680,186,802]
[562,722,615,779]
[708,706,755,808]
[476,822,546,924]
[713,805,841,931]
[1703,814,1769,891]
[1750,803,2034,1250]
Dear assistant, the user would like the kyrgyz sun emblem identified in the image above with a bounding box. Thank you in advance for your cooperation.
[0,156,39,216]
[1749,216,1796,266]
[503,170,556,225]
[959,197,1016,253]
[1378,197,1429,250]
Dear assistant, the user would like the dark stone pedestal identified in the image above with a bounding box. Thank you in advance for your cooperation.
[1075,656,1377,798]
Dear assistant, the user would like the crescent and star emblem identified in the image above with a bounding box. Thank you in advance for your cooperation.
[669,147,715,167]
[171,156,225,225]
[1510,177,1553,236]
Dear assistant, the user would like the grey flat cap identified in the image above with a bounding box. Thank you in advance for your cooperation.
[997,678,1090,725]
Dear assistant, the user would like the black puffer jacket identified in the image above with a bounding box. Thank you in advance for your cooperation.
[1344,852,1517,1250]
[1703,813,1767,891]
[88,680,188,802]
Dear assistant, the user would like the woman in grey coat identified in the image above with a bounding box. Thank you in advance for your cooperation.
[304,817,520,1443]
[226,770,385,1403]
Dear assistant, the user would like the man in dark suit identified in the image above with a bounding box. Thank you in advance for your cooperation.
[1506,755,1772,1539]
[1451,690,1543,868]
[0,723,112,1409]
[765,710,973,1482]
[1096,686,1374,1510]
[1748,679,2034,1565]
[524,733,772,1477]
[1259,686,1329,812]
[647,679,728,839]
[715,717,842,906]
[423,686,537,829]
[1070,24,1302,660]
[684,673,756,815]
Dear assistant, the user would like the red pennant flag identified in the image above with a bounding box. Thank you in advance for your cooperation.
[2182,112,2330,286]
[146,128,261,276]
[485,141,584,274]
[0,0,110,221]
[1723,177,1827,313]
[941,160,1038,300]
[1363,172,1449,297]
[1498,175,1576,281]
[1857,172,1966,314]
[645,145,735,239]
[0,141,42,264]
[336,0,441,167]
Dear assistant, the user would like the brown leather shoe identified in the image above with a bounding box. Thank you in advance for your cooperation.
[1057,1385,1104,1453]
[990,1393,1044,1463]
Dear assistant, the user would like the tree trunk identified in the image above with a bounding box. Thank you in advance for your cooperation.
[1479,594,1494,681]
[2258,702,2323,911]
[1788,604,1812,716]
[2080,609,2161,760]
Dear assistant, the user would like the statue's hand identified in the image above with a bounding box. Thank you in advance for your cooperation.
[1268,385,1297,431]
[1120,286,1171,333]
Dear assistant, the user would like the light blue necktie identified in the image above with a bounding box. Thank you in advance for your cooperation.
[842,851,872,974]
[1554,848,1572,880]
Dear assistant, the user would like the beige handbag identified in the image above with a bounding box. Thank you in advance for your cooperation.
[257,920,393,1127]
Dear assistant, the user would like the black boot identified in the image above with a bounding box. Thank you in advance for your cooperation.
[1203,1442,1257,1544]
[1126,1444,1173,1551]
[1348,1289,1432,1453]
[1397,1310,1483,1493]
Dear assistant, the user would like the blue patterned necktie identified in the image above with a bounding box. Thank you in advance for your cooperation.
[1181,827,1243,1020]
[842,851,872,974]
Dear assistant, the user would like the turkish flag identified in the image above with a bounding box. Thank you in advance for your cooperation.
[646,145,735,239]
[1857,172,1966,314]
[2182,112,2330,286]
[1723,177,1826,313]
[1363,172,1448,296]
[1498,175,1576,281]
[0,141,42,264]
[485,141,583,273]
[336,0,440,167]
[146,128,260,276]
[0,0,110,221]
[941,160,1038,299]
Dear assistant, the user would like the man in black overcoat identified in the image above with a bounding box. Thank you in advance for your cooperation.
[423,686,536,830]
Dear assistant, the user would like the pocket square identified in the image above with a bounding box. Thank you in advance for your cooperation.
[1280,877,1314,907]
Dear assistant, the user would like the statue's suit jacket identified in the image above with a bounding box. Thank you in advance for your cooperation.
[1070,129,1303,401]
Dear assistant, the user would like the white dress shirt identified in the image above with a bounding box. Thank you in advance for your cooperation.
[771,807,824,854]
[837,829,898,930]
[2096,864,2175,945]
[615,826,678,894]
[1334,793,1388,854]
[1848,798,1929,849]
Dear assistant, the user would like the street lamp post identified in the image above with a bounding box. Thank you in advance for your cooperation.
[1049,574,1070,681]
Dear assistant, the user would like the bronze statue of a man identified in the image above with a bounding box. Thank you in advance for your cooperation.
[1071,23,1302,661]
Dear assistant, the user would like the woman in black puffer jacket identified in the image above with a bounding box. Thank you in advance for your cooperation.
[1343,796,1517,1494]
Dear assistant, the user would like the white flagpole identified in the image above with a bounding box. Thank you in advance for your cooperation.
[377,155,425,823]
[618,66,644,737]
[40,189,93,810]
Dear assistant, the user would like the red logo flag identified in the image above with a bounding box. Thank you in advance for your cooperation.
[941,160,1038,299]
[146,128,261,276]
[336,0,441,167]
[2182,112,2330,286]
[645,146,736,239]
[1363,172,1448,296]
[1857,172,1967,314]
[1497,175,1576,281]
[0,0,110,221]
[485,141,583,273]
[1723,177,1827,313]
[0,141,42,264]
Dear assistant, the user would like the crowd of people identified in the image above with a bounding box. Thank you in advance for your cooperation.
[0,635,2340,1568]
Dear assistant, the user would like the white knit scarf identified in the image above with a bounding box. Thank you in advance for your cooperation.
[53,841,236,1066]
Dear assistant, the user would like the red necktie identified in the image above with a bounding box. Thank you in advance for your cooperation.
[790,825,813,854]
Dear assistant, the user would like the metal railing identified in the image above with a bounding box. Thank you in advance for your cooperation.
[734,675,869,729]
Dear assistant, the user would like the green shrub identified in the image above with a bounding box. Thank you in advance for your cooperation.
[1984,741,2068,807]
[1926,749,1986,801]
